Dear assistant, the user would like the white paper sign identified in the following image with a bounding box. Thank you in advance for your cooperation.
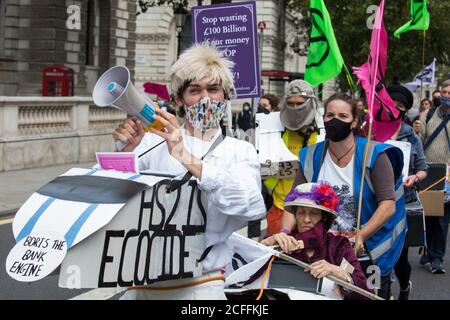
[6,231,67,282]
[386,140,411,182]
[255,111,325,180]
[255,112,299,179]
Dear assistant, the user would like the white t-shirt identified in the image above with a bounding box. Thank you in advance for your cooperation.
[318,151,371,261]
[318,151,356,233]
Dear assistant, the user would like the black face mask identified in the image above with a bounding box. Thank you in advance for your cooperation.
[257,106,270,114]
[324,118,353,142]
[396,110,406,121]
[433,97,441,107]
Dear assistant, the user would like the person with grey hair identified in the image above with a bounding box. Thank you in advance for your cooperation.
[264,79,323,237]
[112,43,266,299]
[416,79,450,274]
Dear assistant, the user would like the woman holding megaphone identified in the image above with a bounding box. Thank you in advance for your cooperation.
[113,44,266,300]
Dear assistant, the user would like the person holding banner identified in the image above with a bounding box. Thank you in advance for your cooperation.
[280,93,406,300]
[261,182,372,299]
[388,85,428,300]
[264,80,322,237]
[113,44,266,299]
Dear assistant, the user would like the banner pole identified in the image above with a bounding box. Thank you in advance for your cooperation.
[354,0,384,256]
[420,30,426,102]
[275,250,383,300]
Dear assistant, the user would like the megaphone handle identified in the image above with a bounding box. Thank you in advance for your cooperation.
[115,140,127,151]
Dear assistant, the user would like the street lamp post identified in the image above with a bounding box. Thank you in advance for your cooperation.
[174,4,188,58]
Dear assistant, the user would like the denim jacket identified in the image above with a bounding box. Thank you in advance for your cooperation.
[397,123,429,203]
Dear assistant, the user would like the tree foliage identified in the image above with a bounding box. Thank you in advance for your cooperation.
[288,0,450,89]
[137,0,189,15]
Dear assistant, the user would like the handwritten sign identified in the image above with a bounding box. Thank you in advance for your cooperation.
[192,1,260,99]
[58,177,207,288]
[255,112,300,179]
[6,231,67,282]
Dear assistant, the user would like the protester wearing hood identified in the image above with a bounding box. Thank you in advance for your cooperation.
[262,182,372,300]
[264,80,321,237]
[388,85,428,300]
[416,80,450,275]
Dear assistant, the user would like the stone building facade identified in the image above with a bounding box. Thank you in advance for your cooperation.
[0,0,137,96]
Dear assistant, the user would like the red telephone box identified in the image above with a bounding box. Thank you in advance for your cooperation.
[42,66,74,96]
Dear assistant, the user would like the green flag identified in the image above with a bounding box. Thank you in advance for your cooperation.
[394,0,430,39]
[305,0,348,88]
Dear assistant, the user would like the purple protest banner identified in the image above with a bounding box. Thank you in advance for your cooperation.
[192,1,260,99]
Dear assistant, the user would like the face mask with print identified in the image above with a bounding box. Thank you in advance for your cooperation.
[439,96,450,108]
[184,97,227,131]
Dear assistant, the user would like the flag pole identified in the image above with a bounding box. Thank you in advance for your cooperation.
[275,250,383,300]
[420,30,426,102]
[353,1,384,257]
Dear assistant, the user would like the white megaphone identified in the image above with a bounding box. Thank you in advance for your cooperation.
[93,66,164,150]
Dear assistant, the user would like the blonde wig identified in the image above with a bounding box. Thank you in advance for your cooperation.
[170,44,236,99]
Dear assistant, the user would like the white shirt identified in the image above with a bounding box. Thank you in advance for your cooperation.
[318,152,355,233]
[134,128,266,272]
[318,152,371,261]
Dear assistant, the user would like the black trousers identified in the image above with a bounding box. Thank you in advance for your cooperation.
[425,202,450,263]
[394,247,411,290]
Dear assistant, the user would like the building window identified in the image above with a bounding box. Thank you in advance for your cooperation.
[86,0,100,66]
[98,0,111,71]
[0,0,6,55]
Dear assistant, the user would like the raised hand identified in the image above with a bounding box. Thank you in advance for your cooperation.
[113,118,145,152]
[150,108,186,161]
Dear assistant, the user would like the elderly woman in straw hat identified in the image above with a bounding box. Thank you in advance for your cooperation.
[262,182,372,299]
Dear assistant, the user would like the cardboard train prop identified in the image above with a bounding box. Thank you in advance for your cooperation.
[7,168,206,288]
[6,167,355,299]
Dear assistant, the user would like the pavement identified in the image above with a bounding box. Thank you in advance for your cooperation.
[0,162,95,217]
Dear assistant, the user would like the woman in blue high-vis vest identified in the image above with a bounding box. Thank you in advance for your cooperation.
[280,93,407,300]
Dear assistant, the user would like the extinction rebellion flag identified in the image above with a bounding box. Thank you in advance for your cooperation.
[304,0,350,88]
[394,0,430,38]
